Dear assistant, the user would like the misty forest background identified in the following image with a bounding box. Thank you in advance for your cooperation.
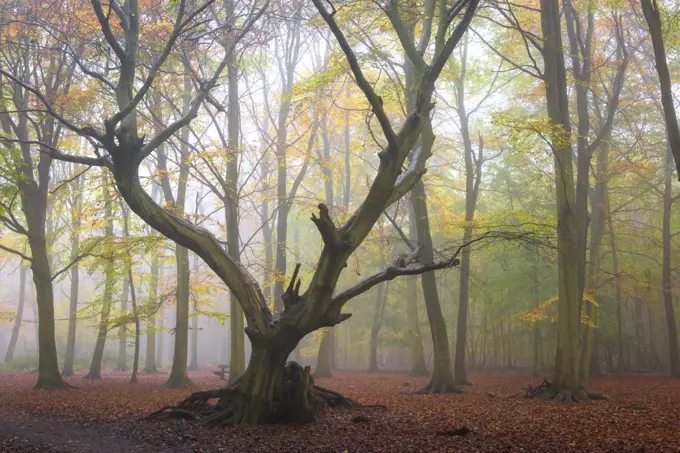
[0,0,679,401]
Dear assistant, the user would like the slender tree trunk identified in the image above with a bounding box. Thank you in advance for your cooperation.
[121,206,141,384]
[85,171,115,380]
[368,282,389,372]
[634,299,645,369]
[189,252,200,371]
[62,173,81,377]
[541,0,587,399]
[162,65,193,388]
[581,133,611,379]
[189,299,199,371]
[157,289,165,368]
[225,0,245,382]
[642,0,680,178]
[129,267,140,383]
[411,181,459,393]
[145,253,160,373]
[532,247,541,376]
[453,34,481,386]
[662,145,680,377]
[4,264,27,363]
[407,206,427,376]
[116,278,129,371]
[166,244,192,387]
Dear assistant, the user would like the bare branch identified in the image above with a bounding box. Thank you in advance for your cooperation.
[0,137,107,167]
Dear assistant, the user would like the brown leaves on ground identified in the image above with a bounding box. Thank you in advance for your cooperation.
[1,369,679,452]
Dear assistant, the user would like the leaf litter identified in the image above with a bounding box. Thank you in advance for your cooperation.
[0,370,679,452]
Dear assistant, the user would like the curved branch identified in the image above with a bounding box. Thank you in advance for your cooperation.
[0,137,107,167]
[311,0,399,150]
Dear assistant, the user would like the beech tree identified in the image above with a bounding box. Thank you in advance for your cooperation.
[2,0,479,423]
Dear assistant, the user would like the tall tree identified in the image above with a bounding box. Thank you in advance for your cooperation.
[4,263,27,363]
[62,164,82,377]
[452,34,486,385]
[84,170,116,380]
[0,30,76,387]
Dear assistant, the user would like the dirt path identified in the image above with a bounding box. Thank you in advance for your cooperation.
[0,415,193,453]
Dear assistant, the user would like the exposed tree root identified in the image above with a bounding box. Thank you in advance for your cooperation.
[525,379,611,401]
[146,362,385,427]
[414,379,464,395]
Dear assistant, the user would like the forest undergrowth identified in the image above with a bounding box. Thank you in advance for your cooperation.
[0,369,678,452]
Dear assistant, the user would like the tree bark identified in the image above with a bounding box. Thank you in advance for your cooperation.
[166,244,192,387]
[662,144,680,377]
[4,264,27,363]
[453,45,482,383]
[411,181,459,393]
[85,171,115,380]
[160,64,193,388]
[145,251,160,373]
[540,0,585,399]
[368,282,389,372]
[116,277,130,371]
[189,252,199,372]
[407,206,427,376]
[641,0,680,179]
[62,171,81,377]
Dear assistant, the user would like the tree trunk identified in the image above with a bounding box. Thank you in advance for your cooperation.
[531,245,541,376]
[315,329,333,378]
[128,267,140,384]
[166,245,193,387]
[32,239,68,388]
[225,2,245,382]
[541,0,589,399]
[189,246,201,372]
[368,282,388,372]
[406,203,427,376]
[189,281,199,371]
[662,144,680,377]
[161,64,193,388]
[453,34,481,386]
[406,275,428,375]
[642,0,680,179]
[116,278,130,371]
[411,181,459,393]
[62,172,81,377]
[145,253,160,373]
[581,133,611,380]
[4,264,27,363]
[85,171,115,380]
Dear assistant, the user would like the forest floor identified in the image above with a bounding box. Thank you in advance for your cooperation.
[0,368,678,452]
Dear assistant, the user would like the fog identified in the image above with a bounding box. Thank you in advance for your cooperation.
[0,0,680,450]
